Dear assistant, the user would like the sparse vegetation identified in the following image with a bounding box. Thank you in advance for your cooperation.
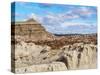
[22,34,97,49]
[11,19,97,73]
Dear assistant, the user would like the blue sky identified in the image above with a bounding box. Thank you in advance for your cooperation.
[11,2,97,34]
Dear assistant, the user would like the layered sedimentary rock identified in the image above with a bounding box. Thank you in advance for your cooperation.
[11,19,97,73]
[11,18,55,41]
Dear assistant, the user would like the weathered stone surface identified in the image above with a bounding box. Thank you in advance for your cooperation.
[15,62,67,73]
[11,19,97,73]
[12,41,97,73]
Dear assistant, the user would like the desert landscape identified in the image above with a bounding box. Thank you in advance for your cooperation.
[11,18,97,73]
[11,2,97,73]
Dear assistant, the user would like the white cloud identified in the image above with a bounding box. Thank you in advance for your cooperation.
[28,13,40,21]
[26,11,96,34]
[61,22,94,28]
[27,13,44,23]
[31,13,37,19]
[61,22,81,27]
[72,7,95,17]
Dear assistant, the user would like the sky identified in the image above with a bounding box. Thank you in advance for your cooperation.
[11,2,97,34]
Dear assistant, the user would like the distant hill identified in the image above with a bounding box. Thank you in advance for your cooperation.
[11,18,55,41]
[54,33,97,36]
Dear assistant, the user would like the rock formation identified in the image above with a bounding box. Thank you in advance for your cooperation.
[11,18,55,41]
[11,18,97,73]
[12,41,97,73]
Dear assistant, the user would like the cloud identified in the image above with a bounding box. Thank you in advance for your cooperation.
[29,13,38,19]
[26,11,97,27]
[55,6,97,20]
[40,11,80,24]
[61,22,82,27]
[25,5,97,34]
[30,13,45,24]
[60,22,97,34]
[61,22,94,28]
[30,13,96,34]
[61,13,80,20]
[71,7,96,18]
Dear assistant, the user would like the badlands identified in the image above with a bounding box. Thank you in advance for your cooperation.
[11,19,97,73]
